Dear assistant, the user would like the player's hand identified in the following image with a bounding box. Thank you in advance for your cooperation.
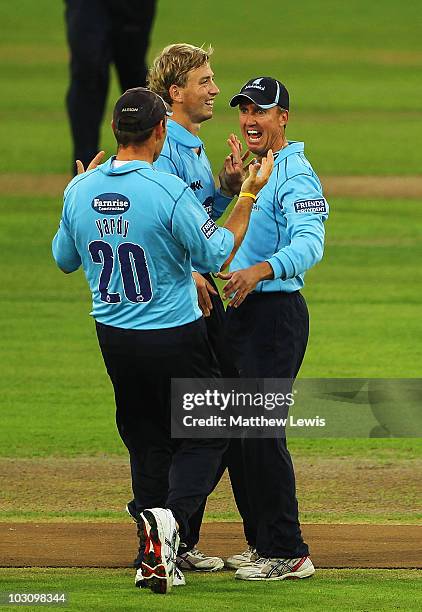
[76,150,105,175]
[218,262,273,307]
[192,271,218,317]
[219,134,249,197]
[218,268,260,307]
[240,149,274,196]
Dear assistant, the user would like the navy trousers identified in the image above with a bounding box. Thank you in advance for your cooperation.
[95,318,228,542]
[226,291,310,558]
[182,275,252,551]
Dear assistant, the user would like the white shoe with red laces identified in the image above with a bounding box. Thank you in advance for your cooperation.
[138,508,180,594]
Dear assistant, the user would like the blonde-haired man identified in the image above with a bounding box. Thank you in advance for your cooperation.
[148,44,212,104]
[129,43,249,575]
[149,43,243,223]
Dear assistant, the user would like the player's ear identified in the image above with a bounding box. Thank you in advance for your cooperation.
[278,109,289,128]
[169,84,183,104]
[154,120,165,139]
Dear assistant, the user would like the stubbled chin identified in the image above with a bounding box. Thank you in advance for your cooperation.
[246,140,264,154]
[197,108,213,123]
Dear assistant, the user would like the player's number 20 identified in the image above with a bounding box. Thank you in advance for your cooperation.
[88,240,152,304]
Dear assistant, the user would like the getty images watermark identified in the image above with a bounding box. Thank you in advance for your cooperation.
[181,387,325,429]
[171,378,422,439]
[173,378,323,439]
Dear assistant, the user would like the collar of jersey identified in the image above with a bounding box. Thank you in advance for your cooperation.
[167,119,203,149]
[272,141,304,165]
[101,157,153,175]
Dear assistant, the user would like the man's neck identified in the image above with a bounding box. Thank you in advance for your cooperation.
[116,145,154,164]
[170,107,200,136]
[257,138,288,160]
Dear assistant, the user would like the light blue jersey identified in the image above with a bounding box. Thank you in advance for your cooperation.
[154,119,232,222]
[52,158,234,330]
[231,141,329,293]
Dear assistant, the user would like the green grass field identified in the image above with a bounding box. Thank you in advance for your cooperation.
[1,569,421,612]
[0,0,421,609]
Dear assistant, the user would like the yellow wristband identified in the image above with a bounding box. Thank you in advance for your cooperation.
[238,192,257,201]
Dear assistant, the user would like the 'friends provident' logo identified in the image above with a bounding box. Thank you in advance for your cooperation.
[92,193,131,215]
[294,199,327,214]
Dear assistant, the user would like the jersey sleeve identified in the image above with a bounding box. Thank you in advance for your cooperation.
[52,196,81,273]
[171,187,234,272]
[212,188,233,221]
[266,173,329,280]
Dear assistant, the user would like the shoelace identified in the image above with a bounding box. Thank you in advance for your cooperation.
[268,557,296,568]
[239,546,255,558]
[188,547,209,560]
[253,557,267,565]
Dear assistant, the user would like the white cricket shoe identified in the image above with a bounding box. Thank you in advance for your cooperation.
[177,547,224,572]
[235,555,315,581]
[138,508,180,594]
[225,545,257,569]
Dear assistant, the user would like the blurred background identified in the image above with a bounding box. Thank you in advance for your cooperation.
[1,0,421,174]
[0,0,421,457]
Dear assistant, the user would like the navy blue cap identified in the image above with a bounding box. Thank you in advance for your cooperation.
[114,87,172,132]
[230,77,289,110]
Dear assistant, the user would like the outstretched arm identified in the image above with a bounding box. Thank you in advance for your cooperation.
[221,150,274,269]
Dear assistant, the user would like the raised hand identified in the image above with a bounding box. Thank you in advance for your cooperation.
[76,150,105,175]
[240,149,274,196]
[219,134,250,196]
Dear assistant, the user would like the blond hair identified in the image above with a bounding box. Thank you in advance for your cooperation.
[148,44,213,105]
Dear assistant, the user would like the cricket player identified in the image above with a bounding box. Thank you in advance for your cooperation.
[52,87,273,593]
[146,43,251,572]
[221,77,329,580]
[76,45,251,572]
[149,43,244,366]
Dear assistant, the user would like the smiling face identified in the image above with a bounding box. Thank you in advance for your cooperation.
[172,63,219,125]
[238,101,288,156]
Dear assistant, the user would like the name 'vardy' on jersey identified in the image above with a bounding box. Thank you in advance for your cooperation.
[52,157,234,330]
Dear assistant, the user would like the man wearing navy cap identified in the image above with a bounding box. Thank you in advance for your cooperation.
[74,47,252,573]
[223,77,329,580]
[52,86,274,593]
